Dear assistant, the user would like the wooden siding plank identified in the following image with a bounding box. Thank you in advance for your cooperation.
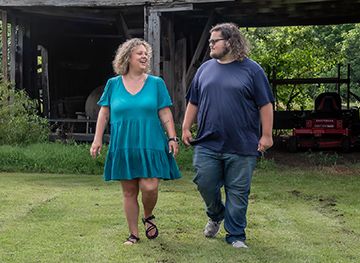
[185,10,215,87]
[9,15,15,84]
[161,15,175,117]
[174,38,187,123]
[39,45,50,118]
[1,10,8,81]
[17,20,24,90]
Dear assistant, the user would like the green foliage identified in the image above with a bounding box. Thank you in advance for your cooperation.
[243,24,360,110]
[0,81,49,145]
[341,24,360,91]
[304,151,342,167]
[0,142,194,174]
[0,142,106,174]
[256,156,277,170]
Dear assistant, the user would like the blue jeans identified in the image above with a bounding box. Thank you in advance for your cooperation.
[193,146,257,243]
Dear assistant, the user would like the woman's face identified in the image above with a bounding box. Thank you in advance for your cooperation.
[129,44,149,72]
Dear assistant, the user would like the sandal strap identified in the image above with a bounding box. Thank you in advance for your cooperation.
[142,215,158,239]
[142,215,156,225]
[125,234,139,244]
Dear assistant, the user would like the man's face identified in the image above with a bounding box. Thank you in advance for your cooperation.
[209,31,230,59]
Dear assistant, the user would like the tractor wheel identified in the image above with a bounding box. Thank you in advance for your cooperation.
[288,136,298,153]
[341,136,351,153]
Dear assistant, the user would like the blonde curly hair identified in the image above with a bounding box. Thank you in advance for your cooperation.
[112,38,152,75]
[210,23,250,61]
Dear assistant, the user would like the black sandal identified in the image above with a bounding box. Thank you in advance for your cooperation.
[124,234,140,245]
[142,215,159,239]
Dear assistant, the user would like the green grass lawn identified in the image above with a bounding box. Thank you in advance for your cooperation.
[0,167,359,263]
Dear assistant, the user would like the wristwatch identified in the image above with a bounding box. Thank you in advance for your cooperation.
[168,136,180,143]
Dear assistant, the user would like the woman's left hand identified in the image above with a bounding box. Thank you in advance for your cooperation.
[169,141,179,157]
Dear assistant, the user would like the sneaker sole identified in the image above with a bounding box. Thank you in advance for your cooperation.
[204,227,221,238]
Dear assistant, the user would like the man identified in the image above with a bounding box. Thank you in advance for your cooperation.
[182,23,274,249]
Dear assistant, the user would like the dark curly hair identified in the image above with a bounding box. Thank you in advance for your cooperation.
[210,23,250,61]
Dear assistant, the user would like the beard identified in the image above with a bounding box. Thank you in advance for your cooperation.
[210,46,231,59]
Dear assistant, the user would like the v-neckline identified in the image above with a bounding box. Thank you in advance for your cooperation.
[121,75,149,96]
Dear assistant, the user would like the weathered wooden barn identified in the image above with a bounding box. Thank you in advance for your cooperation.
[1,0,360,139]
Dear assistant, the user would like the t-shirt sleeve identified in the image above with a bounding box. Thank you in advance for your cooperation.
[253,69,274,107]
[97,79,112,107]
[157,77,173,109]
[185,70,199,105]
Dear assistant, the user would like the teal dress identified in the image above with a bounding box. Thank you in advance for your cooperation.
[97,75,181,181]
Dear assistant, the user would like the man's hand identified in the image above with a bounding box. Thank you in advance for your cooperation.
[182,129,193,146]
[257,135,273,153]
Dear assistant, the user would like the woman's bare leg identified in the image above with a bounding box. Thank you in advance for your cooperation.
[120,179,140,243]
[139,178,159,237]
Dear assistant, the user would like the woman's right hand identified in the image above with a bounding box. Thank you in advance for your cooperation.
[90,141,102,158]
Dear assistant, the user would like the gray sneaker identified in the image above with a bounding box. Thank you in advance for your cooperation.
[231,240,248,249]
[204,219,222,238]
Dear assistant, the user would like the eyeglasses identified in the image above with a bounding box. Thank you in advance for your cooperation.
[208,38,226,45]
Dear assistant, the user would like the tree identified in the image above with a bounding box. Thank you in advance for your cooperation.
[243,24,358,110]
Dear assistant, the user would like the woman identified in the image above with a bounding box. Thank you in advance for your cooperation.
[90,38,181,245]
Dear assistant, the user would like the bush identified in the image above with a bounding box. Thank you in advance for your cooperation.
[0,81,49,145]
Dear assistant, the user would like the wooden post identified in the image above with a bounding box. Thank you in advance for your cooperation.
[347,64,350,110]
[39,45,50,117]
[146,9,161,76]
[1,10,8,81]
[9,16,16,85]
[143,5,148,41]
[272,66,277,110]
[17,21,24,90]
[174,38,187,123]
[337,64,341,95]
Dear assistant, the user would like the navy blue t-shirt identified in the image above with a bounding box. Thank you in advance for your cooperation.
[186,58,274,155]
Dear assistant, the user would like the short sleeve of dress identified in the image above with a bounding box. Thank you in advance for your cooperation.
[157,77,172,110]
[97,78,112,107]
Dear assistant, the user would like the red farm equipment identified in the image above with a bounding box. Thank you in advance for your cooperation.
[287,92,360,152]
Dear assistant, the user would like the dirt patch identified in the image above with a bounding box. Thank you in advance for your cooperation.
[265,147,360,175]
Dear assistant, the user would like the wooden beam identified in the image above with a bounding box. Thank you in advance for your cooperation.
[9,15,15,85]
[185,10,215,87]
[64,34,123,39]
[17,20,24,90]
[150,3,193,13]
[146,9,161,76]
[270,78,350,85]
[39,45,50,118]
[0,0,149,7]
[1,10,8,81]
[115,11,131,40]
[0,0,234,6]
[7,8,116,23]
